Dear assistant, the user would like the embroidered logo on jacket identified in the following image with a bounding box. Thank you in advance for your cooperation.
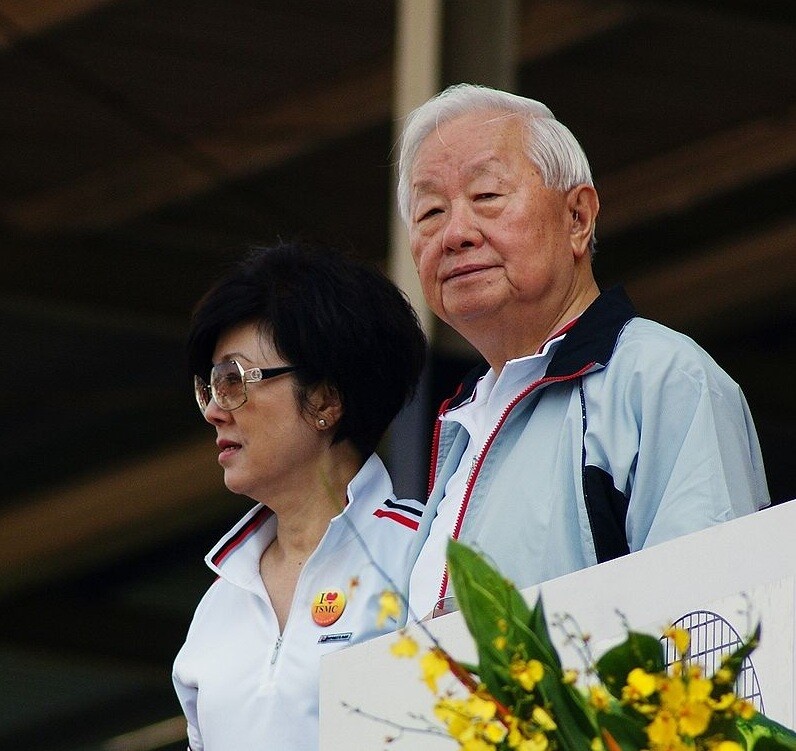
[372,498,423,530]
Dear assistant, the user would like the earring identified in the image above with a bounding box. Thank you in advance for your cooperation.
[317,418,327,428]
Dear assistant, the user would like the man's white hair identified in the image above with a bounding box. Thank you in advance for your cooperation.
[396,83,595,226]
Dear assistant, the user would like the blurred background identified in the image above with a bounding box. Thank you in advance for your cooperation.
[0,1,793,748]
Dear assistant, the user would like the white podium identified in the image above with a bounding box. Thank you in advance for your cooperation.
[320,501,796,749]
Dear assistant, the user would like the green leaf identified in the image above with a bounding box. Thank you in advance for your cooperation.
[595,632,665,699]
[536,675,600,751]
[529,595,562,669]
[737,711,796,751]
[446,540,559,662]
[445,540,529,700]
[596,710,648,751]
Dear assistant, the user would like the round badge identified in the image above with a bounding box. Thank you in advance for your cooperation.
[311,589,347,627]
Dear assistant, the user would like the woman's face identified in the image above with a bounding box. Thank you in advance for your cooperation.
[202,321,327,503]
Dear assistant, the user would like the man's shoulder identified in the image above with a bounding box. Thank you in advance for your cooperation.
[610,317,737,389]
[618,316,702,351]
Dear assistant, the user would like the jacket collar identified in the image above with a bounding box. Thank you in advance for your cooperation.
[447,286,637,409]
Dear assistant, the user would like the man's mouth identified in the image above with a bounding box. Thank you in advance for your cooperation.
[444,264,493,281]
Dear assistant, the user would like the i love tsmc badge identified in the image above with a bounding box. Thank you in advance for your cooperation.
[311,589,346,626]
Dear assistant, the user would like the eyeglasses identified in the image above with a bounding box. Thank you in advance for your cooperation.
[194,360,297,413]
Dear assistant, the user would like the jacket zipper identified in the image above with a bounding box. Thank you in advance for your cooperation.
[435,363,596,603]
[427,391,460,498]
[270,635,283,665]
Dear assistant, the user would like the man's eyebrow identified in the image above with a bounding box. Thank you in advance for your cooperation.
[413,156,506,194]
[412,178,443,196]
[465,155,507,178]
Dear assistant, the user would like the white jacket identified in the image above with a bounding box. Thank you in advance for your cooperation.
[173,454,424,751]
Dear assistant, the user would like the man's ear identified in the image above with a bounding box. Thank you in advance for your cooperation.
[567,184,599,258]
[307,383,343,430]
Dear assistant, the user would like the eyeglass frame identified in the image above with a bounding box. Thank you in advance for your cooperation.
[194,359,297,413]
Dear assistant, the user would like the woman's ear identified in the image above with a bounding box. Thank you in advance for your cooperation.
[307,383,343,430]
[567,184,599,259]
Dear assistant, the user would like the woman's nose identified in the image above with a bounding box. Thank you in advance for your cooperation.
[202,398,230,425]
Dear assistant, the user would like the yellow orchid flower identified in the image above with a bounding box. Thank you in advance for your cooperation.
[686,676,713,704]
[734,699,756,720]
[461,738,496,751]
[465,695,498,721]
[623,667,657,700]
[678,700,712,737]
[562,668,579,684]
[390,633,419,658]
[510,658,544,691]
[481,720,508,743]
[588,685,611,711]
[516,732,549,751]
[376,590,401,628]
[421,648,450,693]
[709,692,736,711]
[434,699,471,738]
[713,742,744,751]
[647,709,679,747]
[531,706,557,732]
[664,626,691,655]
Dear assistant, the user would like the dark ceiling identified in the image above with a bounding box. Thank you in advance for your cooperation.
[0,1,794,749]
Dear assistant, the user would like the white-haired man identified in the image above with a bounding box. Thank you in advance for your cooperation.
[400,84,769,619]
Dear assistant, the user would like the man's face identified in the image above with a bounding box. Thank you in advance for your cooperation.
[408,110,583,334]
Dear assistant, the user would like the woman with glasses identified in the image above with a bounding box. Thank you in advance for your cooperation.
[172,242,427,751]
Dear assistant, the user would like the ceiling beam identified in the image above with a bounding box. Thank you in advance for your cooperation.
[2,6,793,240]
[0,438,232,598]
[0,685,182,751]
[0,0,117,47]
[0,0,638,235]
[624,218,796,332]
[519,0,638,61]
[0,63,394,234]
[597,106,796,236]
[0,594,188,669]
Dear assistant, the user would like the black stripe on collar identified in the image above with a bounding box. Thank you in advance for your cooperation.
[445,287,637,408]
[545,286,636,378]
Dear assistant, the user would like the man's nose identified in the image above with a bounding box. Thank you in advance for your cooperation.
[442,203,483,252]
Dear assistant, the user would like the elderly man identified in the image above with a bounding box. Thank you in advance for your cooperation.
[398,84,770,619]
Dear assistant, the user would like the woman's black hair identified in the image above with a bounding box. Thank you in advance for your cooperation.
[187,241,427,459]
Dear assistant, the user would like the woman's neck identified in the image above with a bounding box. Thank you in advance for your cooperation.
[264,440,363,560]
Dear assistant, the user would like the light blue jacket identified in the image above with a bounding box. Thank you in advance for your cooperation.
[421,287,769,599]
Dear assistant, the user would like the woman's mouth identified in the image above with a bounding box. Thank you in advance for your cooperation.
[217,439,242,463]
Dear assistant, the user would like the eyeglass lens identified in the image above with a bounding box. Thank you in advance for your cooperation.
[194,361,296,413]
[194,361,245,412]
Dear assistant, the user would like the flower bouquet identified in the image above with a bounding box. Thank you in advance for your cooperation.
[390,540,796,751]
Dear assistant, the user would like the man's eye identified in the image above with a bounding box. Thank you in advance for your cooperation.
[475,192,499,200]
[418,207,443,221]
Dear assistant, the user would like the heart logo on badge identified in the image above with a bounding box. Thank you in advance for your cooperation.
[311,589,346,627]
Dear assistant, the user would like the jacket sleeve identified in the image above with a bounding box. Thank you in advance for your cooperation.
[608,326,769,550]
[172,661,203,751]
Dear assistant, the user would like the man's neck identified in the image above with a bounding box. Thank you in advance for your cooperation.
[470,282,600,374]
